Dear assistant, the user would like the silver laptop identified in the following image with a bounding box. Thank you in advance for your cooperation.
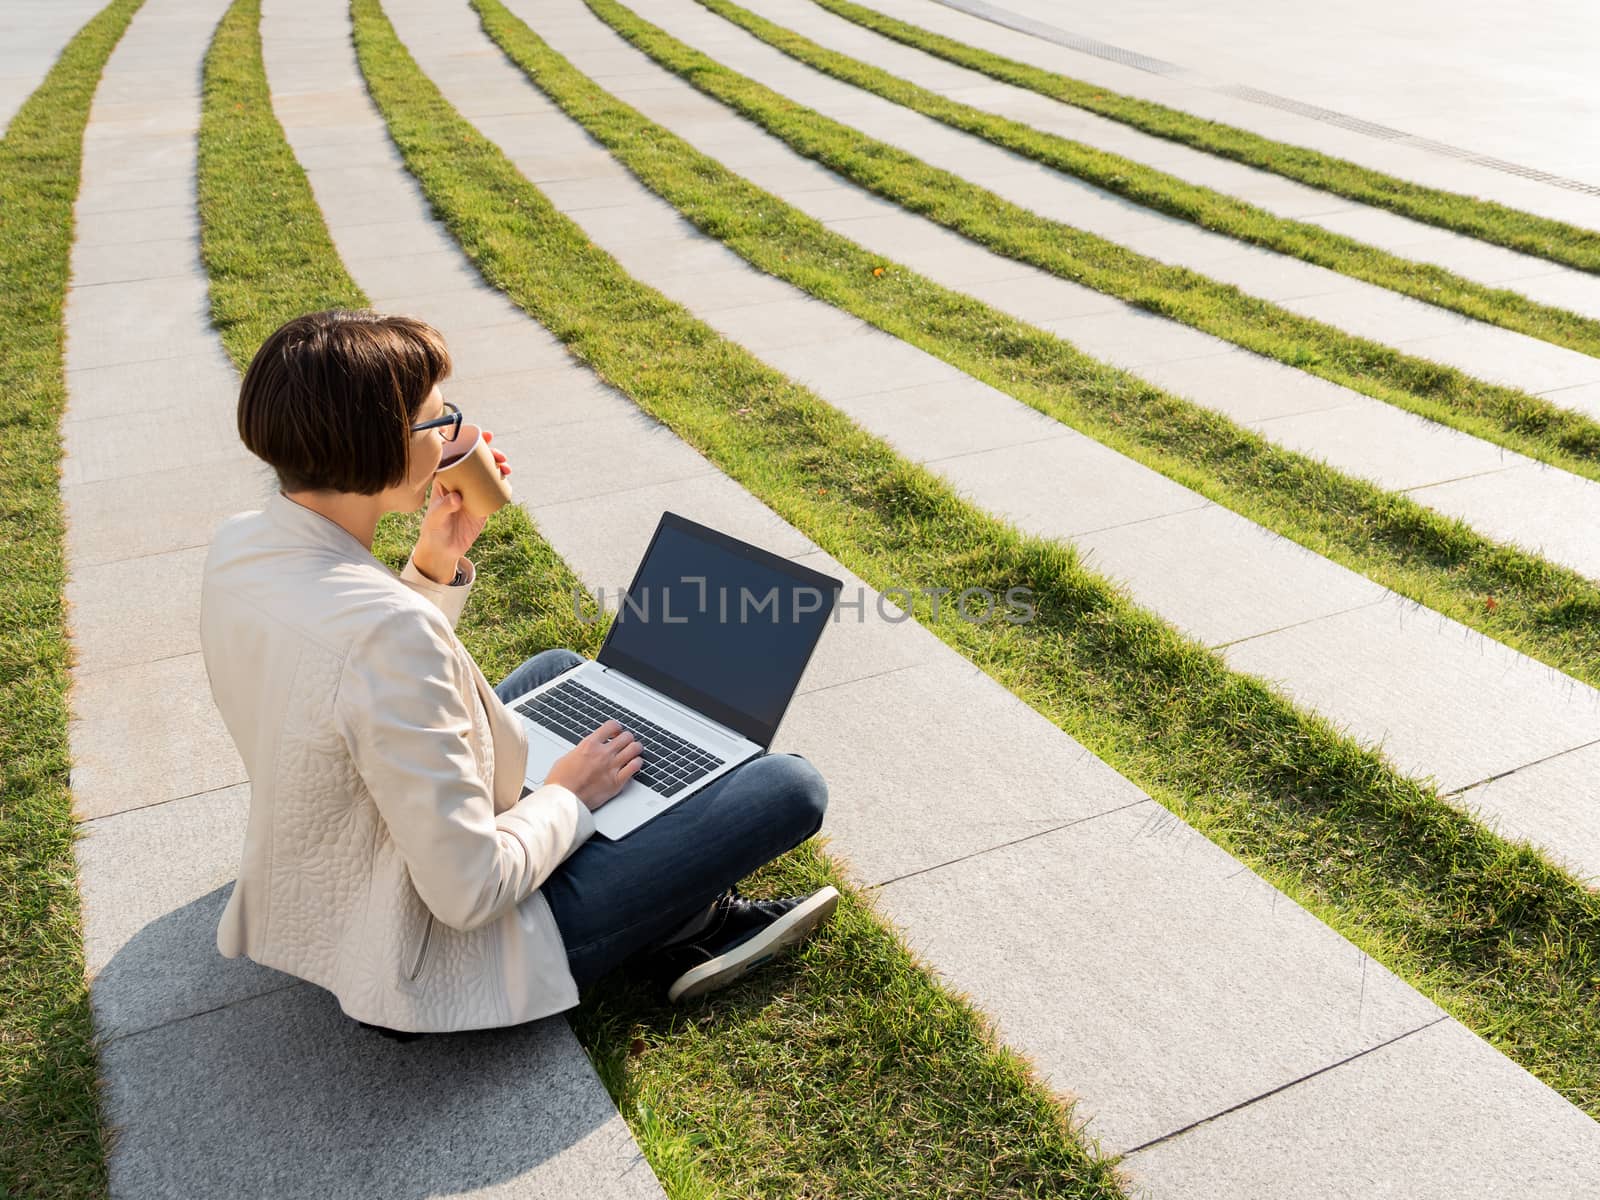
[506,511,841,840]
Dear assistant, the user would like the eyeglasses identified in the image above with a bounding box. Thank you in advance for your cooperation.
[410,399,463,443]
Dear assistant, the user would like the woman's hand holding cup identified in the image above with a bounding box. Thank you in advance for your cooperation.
[413,430,512,582]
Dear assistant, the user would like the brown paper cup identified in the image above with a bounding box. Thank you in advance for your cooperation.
[433,422,512,520]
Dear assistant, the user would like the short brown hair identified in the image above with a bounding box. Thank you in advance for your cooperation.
[237,309,452,495]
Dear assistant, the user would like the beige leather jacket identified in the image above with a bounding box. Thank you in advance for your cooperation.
[199,491,595,1032]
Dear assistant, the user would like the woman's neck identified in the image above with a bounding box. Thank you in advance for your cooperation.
[281,489,384,550]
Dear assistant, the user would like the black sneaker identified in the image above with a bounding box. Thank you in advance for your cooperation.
[645,884,840,1004]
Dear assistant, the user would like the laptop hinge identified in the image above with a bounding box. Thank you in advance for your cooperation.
[595,664,751,747]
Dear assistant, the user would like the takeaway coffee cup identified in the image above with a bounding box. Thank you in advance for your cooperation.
[433,422,512,520]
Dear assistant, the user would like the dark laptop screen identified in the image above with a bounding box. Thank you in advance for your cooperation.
[597,513,841,747]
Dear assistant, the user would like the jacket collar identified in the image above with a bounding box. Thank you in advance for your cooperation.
[266,491,383,566]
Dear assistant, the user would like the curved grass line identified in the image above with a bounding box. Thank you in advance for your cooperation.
[371,0,1600,1121]
[204,2,1130,1195]
[580,0,1600,484]
[812,0,1600,277]
[683,0,1600,364]
[0,2,148,1195]
[463,0,1600,695]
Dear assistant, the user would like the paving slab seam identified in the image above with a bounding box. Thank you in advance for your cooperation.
[1442,736,1600,799]
[98,980,312,1049]
[636,0,1600,397]
[1116,1014,1454,1160]
[1205,596,1390,652]
[76,778,249,827]
[1062,500,1215,540]
[738,0,1600,320]
[500,0,1600,881]
[252,0,1600,1177]
[866,795,1145,890]
[847,0,1600,232]
[523,0,1600,589]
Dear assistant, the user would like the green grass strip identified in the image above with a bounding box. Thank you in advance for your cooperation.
[812,0,1600,277]
[688,0,1600,364]
[582,0,1600,484]
[467,0,1600,695]
[0,3,146,1196]
[203,3,1128,1195]
[363,0,1600,1120]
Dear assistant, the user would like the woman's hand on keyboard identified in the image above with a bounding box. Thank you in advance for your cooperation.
[545,719,644,811]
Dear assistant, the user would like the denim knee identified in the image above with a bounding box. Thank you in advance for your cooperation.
[768,752,828,843]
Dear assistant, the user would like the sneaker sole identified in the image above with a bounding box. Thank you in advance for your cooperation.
[666,885,841,1004]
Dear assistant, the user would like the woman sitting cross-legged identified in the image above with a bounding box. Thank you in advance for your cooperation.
[199,309,838,1039]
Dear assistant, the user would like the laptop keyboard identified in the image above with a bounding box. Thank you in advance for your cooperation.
[516,678,726,796]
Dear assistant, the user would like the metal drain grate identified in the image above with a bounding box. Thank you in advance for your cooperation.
[931,0,1600,199]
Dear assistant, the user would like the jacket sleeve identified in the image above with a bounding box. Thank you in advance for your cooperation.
[334,606,596,933]
[399,552,474,630]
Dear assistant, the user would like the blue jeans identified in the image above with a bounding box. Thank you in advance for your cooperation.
[495,648,828,990]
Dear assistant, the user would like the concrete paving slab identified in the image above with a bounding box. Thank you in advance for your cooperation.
[1038,308,1235,368]
[75,174,194,215]
[1395,328,1600,402]
[699,294,874,350]
[77,132,197,185]
[60,398,249,487]
[822,213,1040,285]
[68,651,246,821]
[342,246,491,300]
[1449,740,1600,886]
[1248,400,1516,491]
[64,276,213,372]
[755,331,968,397]
[1221,595,1600,795]
[1540,380,1600,418]
[439,319,589,376]
[69,236,201,286]
[71,203,197,249]
[98,984,665,1200]
[65,545,208,675]
[1130,346,1359,423]
[61,459,277,569]
[76,785,292,1040]
[1121,1018,1600,1198]
[443,366,619,433]
[844,375,1074,462]
[770,653,1145,883]
[517,410,720,506]
[1073,504,1387,648]
[536,175,642,212]
[0,0,106,136]
[1406,461,1600,582]
[930,433,1211,537]
[62,347,238,422]
[512,148,637,184]
[873,799,1445,1153]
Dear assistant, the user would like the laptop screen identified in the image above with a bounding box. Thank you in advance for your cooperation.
[597,512,841,747]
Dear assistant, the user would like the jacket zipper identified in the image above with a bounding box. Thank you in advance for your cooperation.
[407,915,435,982]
